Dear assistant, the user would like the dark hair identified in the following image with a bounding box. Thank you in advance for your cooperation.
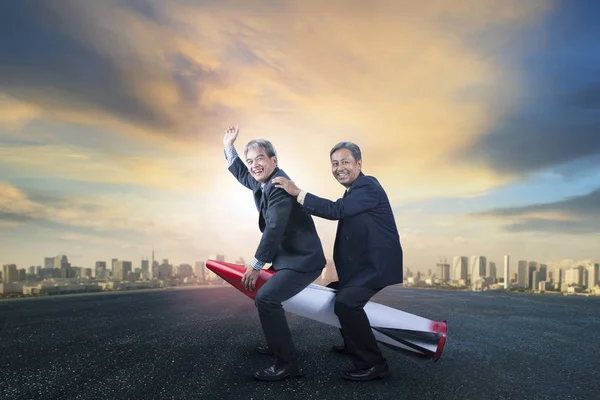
[330,141,361,161]
[243,139,277,158]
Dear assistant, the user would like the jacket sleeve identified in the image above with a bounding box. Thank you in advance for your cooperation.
[226,151,260,191]
[301,180,379,220]
[254,187,294,263]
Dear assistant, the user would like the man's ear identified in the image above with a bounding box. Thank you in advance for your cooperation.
[272,156,278,166]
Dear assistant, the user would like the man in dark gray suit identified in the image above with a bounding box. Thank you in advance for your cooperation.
[223,125,326,381]
[272,141,403,381]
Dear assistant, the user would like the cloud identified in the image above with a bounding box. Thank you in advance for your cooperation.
[0,0,228,145]
[473,188,600,234]
[0,143,226,192]
[0,95,42,131]
[455,0,600,178]
[0,0,556,202]
[545,258,598,270]
[0,181,155,232]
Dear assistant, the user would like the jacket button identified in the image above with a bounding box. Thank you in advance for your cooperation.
[348,256,353,261]
[345,236,349,240]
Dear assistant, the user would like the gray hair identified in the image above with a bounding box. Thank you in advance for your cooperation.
[330,141,361,161]
[243,139,277,159]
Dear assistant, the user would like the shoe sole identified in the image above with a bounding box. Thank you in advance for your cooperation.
[342,372,391,382]
[253,372,304,382]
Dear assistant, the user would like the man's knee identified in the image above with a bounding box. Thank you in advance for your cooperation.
[255,287,281,311]
[334,287,371,316]
[334,292,356,316]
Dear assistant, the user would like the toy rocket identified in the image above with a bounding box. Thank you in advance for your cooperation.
[205,259,447,363]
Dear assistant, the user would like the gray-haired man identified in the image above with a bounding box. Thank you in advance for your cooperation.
[222,125,326,381]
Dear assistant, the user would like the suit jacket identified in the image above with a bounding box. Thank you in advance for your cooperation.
[228,157,326,273]
[302,172,403,289]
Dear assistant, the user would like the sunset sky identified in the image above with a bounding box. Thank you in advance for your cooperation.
[1,0,598,273]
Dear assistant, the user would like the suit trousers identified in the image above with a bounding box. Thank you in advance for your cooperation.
[255,267,322,364]
[333,285,385,370]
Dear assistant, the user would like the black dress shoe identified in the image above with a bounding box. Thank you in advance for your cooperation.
[342,362,391,381]
[253,361,303,381]
[256,345,273,355]
[332,344,349,355]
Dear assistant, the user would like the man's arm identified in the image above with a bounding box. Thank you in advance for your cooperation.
[224,145,260,191]
[253,187,294,265]
[298,180,379,220]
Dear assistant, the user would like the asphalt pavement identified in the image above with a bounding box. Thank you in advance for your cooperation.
[1,285,598,400]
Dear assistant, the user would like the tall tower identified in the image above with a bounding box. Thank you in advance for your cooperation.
[152,248,155,279]
[503,255,510,289]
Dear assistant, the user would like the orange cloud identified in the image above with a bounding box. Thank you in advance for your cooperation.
[0,95,42,131]
[2,0,553,203]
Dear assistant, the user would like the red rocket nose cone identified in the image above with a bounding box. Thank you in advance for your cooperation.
[205,260,274,300]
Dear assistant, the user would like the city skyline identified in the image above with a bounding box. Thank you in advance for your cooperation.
[2,250,597,277]
[1,1,599,270]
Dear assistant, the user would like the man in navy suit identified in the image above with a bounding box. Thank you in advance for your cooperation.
[223,125,326,381]
[272,141,403,381]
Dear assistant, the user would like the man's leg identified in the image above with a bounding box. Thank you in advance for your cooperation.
[326,281,348,353]
[253,268,321,380]
[334,286,390,380]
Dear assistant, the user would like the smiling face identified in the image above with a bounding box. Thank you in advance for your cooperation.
[331,148,361,187]
[246,145,277,183]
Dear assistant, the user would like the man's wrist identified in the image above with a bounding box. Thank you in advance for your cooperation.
[224,145,238,166]
[297,190,307,205]
[250,257,265,271]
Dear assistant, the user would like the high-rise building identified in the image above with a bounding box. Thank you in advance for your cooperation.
[586,264,597,290]
[141,259,149,279]
[452,256,468,281]
[587,263,600,288]
[95,261,107,279]
[503,255,510,289]
[532,270,540,290]
[538,264,547,282]
[436,263,450,282]
[54,255,69,269]
[565,266,584,287]
[470,256,486,282]
[194,261,205,282]
[2,264,18,283]
[528,262,538,289]
[553,268,562,284]
[113,261,132,281]
[517,260,527,288]
[488,262,497,280]
[177,264,194,279]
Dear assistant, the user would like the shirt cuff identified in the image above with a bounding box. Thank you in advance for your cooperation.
[224,145,239,166]
[251,257,265,271]
[297,190,307,205]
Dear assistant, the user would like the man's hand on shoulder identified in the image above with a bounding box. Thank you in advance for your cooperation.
[271,177,301,197]
[224,125,239,147]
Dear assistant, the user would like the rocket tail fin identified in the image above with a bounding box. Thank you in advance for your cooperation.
[372,326,447,362]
